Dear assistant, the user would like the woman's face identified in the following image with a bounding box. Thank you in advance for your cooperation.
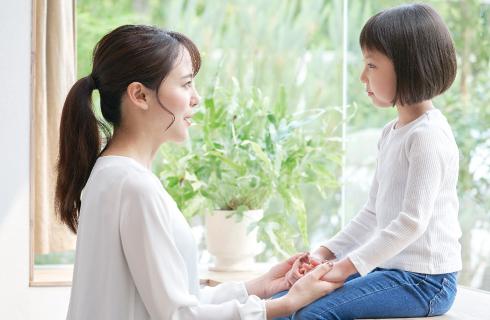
[151,47,200,143]
[359,49,397,107]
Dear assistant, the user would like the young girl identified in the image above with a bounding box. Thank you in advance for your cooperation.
[276,4,461,319]
[56,25,339,320]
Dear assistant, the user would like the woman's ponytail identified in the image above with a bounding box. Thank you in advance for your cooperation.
[55,75,100,234]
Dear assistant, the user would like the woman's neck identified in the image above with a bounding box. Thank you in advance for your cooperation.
[101,127,158,170]
[395,100,434,128]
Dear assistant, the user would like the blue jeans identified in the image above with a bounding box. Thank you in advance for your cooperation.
[273,268,458,320]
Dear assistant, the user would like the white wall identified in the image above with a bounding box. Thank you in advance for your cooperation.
[0,1,71,319]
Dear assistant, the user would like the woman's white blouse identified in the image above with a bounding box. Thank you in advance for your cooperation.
[66,156,265,320]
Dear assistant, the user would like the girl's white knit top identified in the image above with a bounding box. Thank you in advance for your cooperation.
[324,109,462,276]
[66,156,265,320]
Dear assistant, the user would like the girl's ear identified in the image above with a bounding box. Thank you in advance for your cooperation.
[126,82,151,111]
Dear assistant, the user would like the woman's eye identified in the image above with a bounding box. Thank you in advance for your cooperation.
[184,81,192,88]
[367,63,376,69]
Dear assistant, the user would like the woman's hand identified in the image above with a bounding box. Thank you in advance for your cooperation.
[245,252,306,298]
[288,262,343,309]
[265,262,343,319]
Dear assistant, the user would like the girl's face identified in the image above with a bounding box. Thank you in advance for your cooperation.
[360,49,397,107]
[152,48,200,143]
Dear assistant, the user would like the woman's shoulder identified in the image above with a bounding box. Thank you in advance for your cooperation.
[93,156,160,195]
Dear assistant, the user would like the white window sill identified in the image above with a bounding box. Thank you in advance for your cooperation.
[30,265,73,287]
[29,263,270,287]
[30,262,272,287]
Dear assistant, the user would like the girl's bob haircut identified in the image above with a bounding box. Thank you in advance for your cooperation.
[360,3,457,106]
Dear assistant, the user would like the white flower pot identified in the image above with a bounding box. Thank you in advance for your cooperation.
[205,209,263,271]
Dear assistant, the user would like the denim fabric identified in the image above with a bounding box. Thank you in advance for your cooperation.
[272,268,458,320]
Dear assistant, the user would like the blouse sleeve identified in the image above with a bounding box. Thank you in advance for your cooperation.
[119,175,266,320]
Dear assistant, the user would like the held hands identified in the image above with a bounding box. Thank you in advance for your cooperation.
[309,246,357,284]
[283,262,343,312]
[263,251,347,319]
[285,252,321,286]
[247,252,308,298]
[247,248,356,299]
[284,249,358,285]
[264,261,342,319]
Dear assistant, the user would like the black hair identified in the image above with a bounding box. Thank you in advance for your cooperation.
[360,3,457,106]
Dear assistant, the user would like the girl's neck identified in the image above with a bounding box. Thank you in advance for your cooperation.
[395,100,434,129]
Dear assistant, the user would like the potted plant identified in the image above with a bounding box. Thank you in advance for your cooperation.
[155,79,342,270]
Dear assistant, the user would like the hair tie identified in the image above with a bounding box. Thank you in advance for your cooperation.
[87,74,98,90]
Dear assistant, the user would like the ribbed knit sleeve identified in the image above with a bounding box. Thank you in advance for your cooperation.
[320,110,461,276]
[348,127,449,275]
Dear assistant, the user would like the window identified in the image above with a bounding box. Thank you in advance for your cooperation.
[344,0,490,290]
[33,0,490,291]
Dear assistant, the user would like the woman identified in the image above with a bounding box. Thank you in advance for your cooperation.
[56,25,339,320]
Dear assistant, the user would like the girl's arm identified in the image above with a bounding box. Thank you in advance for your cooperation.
[337,129,451,276]
[312,246,336,261]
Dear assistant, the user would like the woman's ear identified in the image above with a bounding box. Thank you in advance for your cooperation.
[126,82,151,111]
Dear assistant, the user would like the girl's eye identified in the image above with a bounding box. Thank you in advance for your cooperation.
[184,81,192,88]
[367,63,376,69]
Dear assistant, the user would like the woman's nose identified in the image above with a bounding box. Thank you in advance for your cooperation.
[191,89,201,108]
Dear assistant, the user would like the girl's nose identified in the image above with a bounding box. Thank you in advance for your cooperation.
[360,67,368,83]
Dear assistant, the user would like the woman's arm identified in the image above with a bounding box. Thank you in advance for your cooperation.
[120,177,265,319]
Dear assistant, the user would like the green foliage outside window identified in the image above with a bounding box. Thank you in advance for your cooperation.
[44,0,489,290]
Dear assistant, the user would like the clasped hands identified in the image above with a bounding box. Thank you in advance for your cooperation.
[247,249,357,300]
[246,249,358,317]
[285,252,357,288]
